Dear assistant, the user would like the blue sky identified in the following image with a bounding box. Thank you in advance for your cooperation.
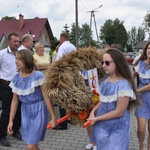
[0,0,149,40]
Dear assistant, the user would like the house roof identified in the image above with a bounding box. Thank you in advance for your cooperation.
[134,40,149,49]
[0,17,54,41]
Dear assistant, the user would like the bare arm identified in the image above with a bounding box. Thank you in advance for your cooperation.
[87,101,101,122]
[88,97,129,125]
[90,101,101,115]
[133,69,150,93]
[137,83,150,93]
[7,93,19,134]
[40,85,56,127]
[37,66,49,71]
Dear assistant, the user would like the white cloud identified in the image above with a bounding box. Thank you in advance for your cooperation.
[0,0,149,40]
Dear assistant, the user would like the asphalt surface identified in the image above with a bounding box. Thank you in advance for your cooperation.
[0,105,148,150]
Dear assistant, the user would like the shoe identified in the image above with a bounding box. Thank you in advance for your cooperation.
[0,137,11,146]
[12,132,22,140]
[53,125,67,130]
[85,143,93,150]
[93,146,97,150]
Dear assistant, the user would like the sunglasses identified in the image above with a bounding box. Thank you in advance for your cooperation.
[101,60,114,66]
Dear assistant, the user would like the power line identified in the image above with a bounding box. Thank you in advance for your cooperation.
[80,0,89,11]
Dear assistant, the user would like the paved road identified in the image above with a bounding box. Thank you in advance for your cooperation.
[0,65,148,150]
[0,105,148,150]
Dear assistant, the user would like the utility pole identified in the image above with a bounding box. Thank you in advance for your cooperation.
[87,5,103,45]
[75,0,78,48]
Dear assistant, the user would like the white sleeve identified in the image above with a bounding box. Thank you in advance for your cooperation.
[55,46,65,61]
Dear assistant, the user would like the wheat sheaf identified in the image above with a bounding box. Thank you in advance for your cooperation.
[45,47,105,125]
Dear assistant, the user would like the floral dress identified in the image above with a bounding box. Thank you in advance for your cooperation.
[90,77,136,150]
[9,71,48,144]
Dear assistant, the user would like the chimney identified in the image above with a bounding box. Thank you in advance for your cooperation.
[19,14,24,31]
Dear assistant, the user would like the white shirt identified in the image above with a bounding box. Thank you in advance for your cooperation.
[55,41,76,61]
[18,45,28,50]
[0,47,18,81]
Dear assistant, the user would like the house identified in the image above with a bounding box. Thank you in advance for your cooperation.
[0,14,55,53]
[0,33,8,49]
[134,41,149,51]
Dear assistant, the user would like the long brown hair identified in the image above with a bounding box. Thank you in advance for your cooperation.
[106,48,140,111]
[16,50,37,73]
[134,41,150,66]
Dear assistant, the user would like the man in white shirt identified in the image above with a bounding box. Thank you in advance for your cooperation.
[18,33,33,51]
[55,32,76,61]
[0,32,22,146]
[54,32,76,130]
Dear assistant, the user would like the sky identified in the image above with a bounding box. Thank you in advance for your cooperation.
[0,0,150,40]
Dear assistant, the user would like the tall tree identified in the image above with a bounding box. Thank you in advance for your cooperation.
[80,23,93,47]
[143,10,150,39]
[143,10,150,36]
[70,23,97,47]
[127,26,145,51]
[1,16,16,20]
[137,27,145,42]
[99,18,128,50]
[70,23,80,46]
[62,24,70,34]
[50,37,59,50]
[128,27,136,46]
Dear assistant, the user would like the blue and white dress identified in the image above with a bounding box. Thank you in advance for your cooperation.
[9,71,48,144]
[134,60,150,118]
[90,77,136,150]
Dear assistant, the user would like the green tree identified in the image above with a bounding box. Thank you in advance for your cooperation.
[99,18,128,50]
[80,23,93,47]
[1,16,16,20]
[127,26,145,51]
[127,27,136,46]
[70,23,97,47]
[62,24,70,34]
[49,38,59,63]
[70,23,79,46]
[143,10,150,33]
[50,38,59,51]
[100,19,115,45]
[137,27,145,42]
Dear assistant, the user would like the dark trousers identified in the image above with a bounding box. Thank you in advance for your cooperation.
[0,83,21,139]
[59,107,67,128]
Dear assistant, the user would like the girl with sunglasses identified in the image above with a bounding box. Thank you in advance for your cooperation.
[133,41,150,150]
[88,48,139,150]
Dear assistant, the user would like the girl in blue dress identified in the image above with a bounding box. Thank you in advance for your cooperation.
[133,41,150,150]
[7,50,56,150]
[88,48,139,150]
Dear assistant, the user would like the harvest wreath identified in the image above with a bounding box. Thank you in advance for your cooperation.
[45,47,105,126]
